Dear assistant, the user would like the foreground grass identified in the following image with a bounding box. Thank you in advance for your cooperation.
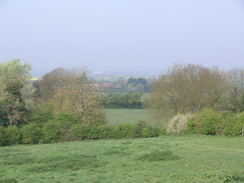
[105,109,164,126]
[0,136,244,183]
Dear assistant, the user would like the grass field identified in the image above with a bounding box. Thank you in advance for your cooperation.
[1,136,244,183]
[105,109,164,126]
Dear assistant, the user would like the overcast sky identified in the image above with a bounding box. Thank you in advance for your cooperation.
[0,0,244,76]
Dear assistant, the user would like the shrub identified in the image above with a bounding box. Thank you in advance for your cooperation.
[85,110,107,126]
[20,123,42,144]
[5,125,21,145]
[114,123,137,139]
[42,121,61,143]
[142,126,160,138]
[28,103,54,124]
[86,125,102,139]
[187,108,223,135]
[54,113,81,141]
[134,121,147,137]
[186,117,197,134]
[97,125,116,139]
[167,114,193,134]
[224,112,244,136]
[0,126,8,146]
[69,124,89,140]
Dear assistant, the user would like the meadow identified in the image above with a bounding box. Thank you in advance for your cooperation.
[1,135,244,183]
[105,109,164,126]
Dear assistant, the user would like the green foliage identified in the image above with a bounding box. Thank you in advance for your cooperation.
[69,122,160,141]
[20,123,42,144]
[187,109,244,136]
[186,117,197,134]
[102,93,143,108]
[28,103,54,124]
[0,60,32,126]
[4,126,21,145]
[41,121,61,143]
[142,126,160,138]
[85,110,107,126]
[187,108,223,135]
[0,101,8,127]
[69,124,89,140]
[0,126,8,146]
[224,112,244,136]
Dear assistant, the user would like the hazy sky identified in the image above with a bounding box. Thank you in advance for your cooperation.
[0,0,244,76]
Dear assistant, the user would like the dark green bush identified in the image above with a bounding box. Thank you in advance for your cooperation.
[42,121,61,143]
[20,123,42,144]
[0,126,8,146]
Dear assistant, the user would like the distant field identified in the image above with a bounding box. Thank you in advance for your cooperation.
[105,108,164,126]
[1,136,244,183]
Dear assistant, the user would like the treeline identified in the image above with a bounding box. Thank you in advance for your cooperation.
[1,60,244,147]
[150,64,244,116]
[0,60,160,146]
[150,64,244,136]
[101,93,143,108]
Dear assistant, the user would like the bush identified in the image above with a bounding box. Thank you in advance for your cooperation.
[69,124,89,140]
[54,113,81,141]
[20,123,42,144]
[114,123,137,139]
[187,108,223,135]
[186,117,197,134]
[0,126,8,146]
[142,126,160,138]
[224,112,244,136]
[42,121,61,143]
[134,121,147,137]
[97,125,116,139]
[28,103,54,124]
[85,110,107,126]
[5,126,21,145]
[167,114,193,134]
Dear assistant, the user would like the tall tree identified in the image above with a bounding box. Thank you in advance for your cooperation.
[34,68,105,125]
[149,64,226,117]
[0,60,32,126]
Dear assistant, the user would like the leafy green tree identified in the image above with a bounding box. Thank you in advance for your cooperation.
[0,60,32,126]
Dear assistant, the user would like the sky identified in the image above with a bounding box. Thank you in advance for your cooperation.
[0,0,244,76]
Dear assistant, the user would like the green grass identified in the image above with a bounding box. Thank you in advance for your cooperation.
[105,108,164,126]
[1,136,244,183]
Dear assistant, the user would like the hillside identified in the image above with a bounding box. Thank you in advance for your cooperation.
[1,136,244,183]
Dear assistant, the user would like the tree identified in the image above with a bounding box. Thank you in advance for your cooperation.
[226,69,244,113]
[149,64,226,118]
[0,60,32,126]
[34,68,106,125]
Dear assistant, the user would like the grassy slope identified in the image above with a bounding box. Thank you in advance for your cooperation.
[105,109,164,126]
[1,136,244,183]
